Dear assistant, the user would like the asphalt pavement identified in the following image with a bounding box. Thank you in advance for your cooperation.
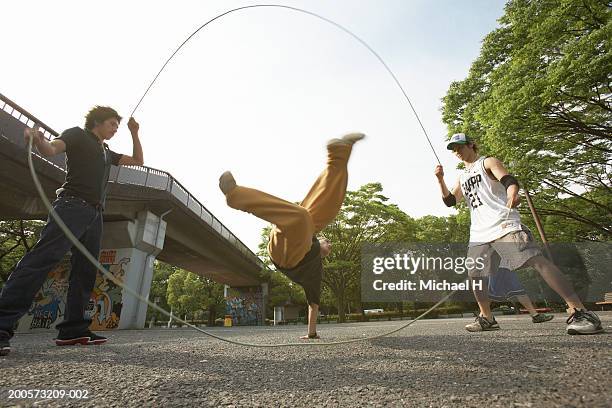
[1,313,611,407]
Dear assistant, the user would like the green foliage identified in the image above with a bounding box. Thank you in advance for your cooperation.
[165,268,224,321]
[321,183,418,321]
[415,205,470,243]
[266,270,306,307]
[147,261,177,320]
[0,220,45,286]
[442,0,611,240]
[198,275,226,325]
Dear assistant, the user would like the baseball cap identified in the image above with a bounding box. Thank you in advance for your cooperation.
[446,133,471,150]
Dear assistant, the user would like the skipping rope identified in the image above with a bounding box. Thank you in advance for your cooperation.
[28,4,457,347]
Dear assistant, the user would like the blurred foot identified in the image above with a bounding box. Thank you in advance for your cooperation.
[219,171,237,195]
[531,313,554,323]
[341,132,366,144]
[0,330,10,356]
[465,315,500,332]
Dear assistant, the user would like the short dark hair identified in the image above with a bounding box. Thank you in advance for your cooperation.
[84,106,122,131]
[469,142,479,154]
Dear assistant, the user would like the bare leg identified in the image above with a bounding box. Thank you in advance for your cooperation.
[307,304,319,336]
[515,295,538,315]
[526,256,585,312]
[472,277,493,320]
[299,304,320,339]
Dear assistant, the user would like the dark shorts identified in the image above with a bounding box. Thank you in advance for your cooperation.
[274,237,322,306]
[488,268,527,301]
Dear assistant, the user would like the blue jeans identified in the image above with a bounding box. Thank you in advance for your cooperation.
[0,196,102,337]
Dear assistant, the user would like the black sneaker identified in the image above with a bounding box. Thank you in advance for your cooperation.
[0,330,10,356]
[531,313,554,323]
[566,309,604,335]
[55,330,108,346]
[465,315,500,332]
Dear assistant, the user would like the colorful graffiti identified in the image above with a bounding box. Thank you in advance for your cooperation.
[24,258,71,330]
[17,249,130,332]
[89,250,129,330]
[225,286,264,326]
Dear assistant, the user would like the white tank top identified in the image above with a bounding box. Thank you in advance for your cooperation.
[459,157,522,245]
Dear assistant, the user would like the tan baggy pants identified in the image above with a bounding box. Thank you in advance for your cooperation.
[225,143,352,268]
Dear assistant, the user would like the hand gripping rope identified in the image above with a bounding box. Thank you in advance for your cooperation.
[28,4,455,347]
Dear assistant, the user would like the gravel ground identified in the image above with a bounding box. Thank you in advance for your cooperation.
[1,313,611,407]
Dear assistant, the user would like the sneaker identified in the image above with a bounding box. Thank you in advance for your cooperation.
[341,132,366,144]
[465,315,500,332]
[566,309,604,335]
[0,330,11,356]
[299,332,320,340]
[219,171,237,195]
[531,313,554,323]
[55,330,107,346]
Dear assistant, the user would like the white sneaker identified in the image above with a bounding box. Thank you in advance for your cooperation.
[566,309,604,335]
[341,132,366,144]
[465,315,500,332]
[219,171,236,195]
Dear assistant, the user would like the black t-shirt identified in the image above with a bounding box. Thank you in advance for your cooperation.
[57,127,122,205]
[274,237,323,306]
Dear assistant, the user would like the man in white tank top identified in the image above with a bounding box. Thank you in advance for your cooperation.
[434,133,602,335]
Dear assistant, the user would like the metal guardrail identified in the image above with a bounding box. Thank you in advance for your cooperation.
[0,92,263,269]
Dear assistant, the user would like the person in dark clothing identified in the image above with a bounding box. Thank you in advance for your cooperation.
[0,106,144,356]
[219,133,365,339]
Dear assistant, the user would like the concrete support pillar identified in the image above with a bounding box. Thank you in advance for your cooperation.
[97,210,167,330]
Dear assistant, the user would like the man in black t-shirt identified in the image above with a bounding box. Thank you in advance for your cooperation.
[0,106,144,356]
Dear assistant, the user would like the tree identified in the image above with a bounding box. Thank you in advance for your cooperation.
[146,261,177,322]
[199,277,226,326]
[442,0,611,241]
[322,183,418,322]
[0,220,45,286]
[415,205,470,243]
[167,269,208,320]
[148,262,225,325]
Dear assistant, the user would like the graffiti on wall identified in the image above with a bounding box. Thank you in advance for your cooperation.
[225,286,263,326]
[88,250,129,330]
[24,258,71,330]
[16,249,130,332]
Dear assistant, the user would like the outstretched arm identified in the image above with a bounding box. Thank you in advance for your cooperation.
[118,117,144,166]
[434,165,463,206]
[24,128,66,157]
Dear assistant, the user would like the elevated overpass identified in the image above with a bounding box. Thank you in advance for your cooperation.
[0,93,266,329]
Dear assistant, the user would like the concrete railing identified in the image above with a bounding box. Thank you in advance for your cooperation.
[0,92,263,269]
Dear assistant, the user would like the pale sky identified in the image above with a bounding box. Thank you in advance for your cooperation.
[2,0,506,253]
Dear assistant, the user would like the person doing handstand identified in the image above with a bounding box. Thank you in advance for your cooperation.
[219,133,365,339]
